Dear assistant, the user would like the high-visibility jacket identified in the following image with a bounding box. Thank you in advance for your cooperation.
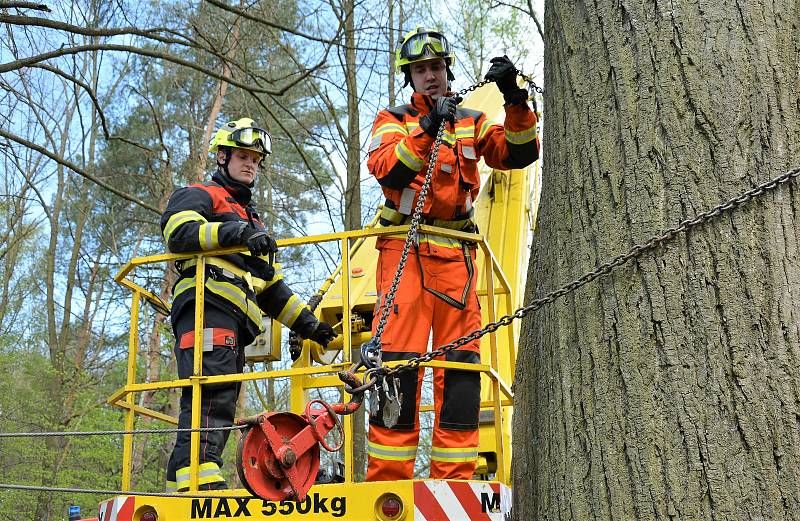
[367,91,539,255]
[364,91,540,481]
[160,170,317,342]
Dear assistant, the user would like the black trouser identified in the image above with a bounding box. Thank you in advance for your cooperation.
[166,302,251,491]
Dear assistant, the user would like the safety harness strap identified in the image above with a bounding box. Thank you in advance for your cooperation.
[379,205,477,309]
[415,241,474,310]
[379,205,475,231]
[180,256,268,293]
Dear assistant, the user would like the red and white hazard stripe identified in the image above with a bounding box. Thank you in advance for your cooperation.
[413,481,511,520]
[97,496,134,521]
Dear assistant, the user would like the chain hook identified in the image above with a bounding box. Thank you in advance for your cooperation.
[360,337,382,370]
[516,69,544,94]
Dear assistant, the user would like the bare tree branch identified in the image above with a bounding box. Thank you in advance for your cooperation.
[0,14,194,47]
[253,94,339,232]
[4,13,296,85]
[129,85,170,165]
[0,1,50,11]
[204,0,345,46]
[29,63,154,153]
[194,4,242,182]
[491,0,544,42]
[2,137,52,222]
[0,128,160,214]
[0,43,320,97]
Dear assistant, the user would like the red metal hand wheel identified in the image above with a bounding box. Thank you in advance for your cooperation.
[236,412,319,501]
[236,372,365,502]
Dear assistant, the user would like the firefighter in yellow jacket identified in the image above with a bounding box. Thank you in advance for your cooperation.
[161,118,337,491]
[366,28,539,481]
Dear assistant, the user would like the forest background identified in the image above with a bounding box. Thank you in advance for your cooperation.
[0,1,543,519]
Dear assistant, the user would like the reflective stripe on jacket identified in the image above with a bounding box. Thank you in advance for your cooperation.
[160,173,314,334]
[367,91,539,227]
[368,92,538,257]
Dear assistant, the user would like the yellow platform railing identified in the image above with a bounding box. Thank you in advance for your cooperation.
[110,224,516,492]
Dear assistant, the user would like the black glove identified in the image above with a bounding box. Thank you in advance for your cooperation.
[485,55,518,93]
[419,95,462,137]
[288,331,303,361]
[238,224,278,257]
[309,321,337,347]
[307,293,323,311]
[485,55,527,104]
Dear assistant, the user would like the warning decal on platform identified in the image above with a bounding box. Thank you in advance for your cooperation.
[413,481,511,520]
[97,496,134,521]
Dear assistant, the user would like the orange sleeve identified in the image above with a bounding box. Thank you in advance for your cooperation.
[367,109,436,191]
[475,102,540,170]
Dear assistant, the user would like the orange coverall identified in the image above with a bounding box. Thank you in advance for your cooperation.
[365,91,539,480]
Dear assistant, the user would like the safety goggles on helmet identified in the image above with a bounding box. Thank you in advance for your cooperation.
[230,126,271,156]
[209,117,272,158]
[399,30,452,63]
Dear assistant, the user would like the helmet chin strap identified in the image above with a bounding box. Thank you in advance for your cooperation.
[218,146,232,176]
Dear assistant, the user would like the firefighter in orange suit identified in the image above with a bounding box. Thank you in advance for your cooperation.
[160,118,337,491]
[365,28,539,481]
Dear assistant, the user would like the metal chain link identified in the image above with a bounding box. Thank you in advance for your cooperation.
[458,78,493,95]
[517,70,544,94]
[0,424,245,438]
[384,166,800,376]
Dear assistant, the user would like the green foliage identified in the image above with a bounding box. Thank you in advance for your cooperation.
[0,336,179,518]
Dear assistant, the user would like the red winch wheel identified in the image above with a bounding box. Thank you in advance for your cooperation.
[236,412,320,501]
[235,371,365,502]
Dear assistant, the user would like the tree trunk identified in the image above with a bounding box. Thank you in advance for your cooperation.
[343,0,361,232]
[193,0,241,181]
[35,87,78,521]
[342,0,366,480]
[514,1,800,519]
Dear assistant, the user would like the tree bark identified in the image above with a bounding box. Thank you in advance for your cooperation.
[342,0,366,480]
[515,1,800,519]
[343,0,361,232]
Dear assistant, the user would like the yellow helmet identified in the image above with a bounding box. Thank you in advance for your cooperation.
[395,27,455,70]
[208,117,271,157]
